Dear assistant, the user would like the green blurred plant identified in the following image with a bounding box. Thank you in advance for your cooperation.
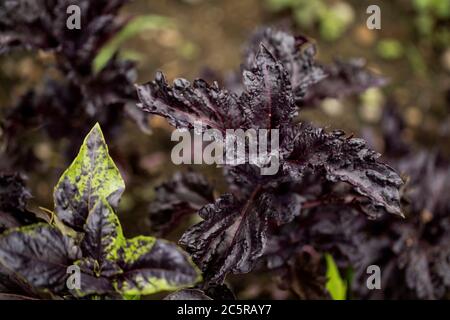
[376,39,404,60]
[265,0,354,41]
[412,0,450,47]
[325,253,347,300]
[94,15,174,72]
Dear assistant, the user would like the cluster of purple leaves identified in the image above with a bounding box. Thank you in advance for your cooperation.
[339,105,450,300]
[0,0,149,171]
[0,173,38,235]
[248,105,450,300]
[205,28,387,108]
[1,3,445,299]
[0,173,43,299]
[137,28,404,297]
[144,29,450,300]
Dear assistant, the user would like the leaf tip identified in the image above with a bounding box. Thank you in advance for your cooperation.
[256,43,275,60]
[86,122,106,144]
[92,122,102,133]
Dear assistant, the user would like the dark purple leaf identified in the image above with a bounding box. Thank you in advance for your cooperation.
[137,45,297,131]
[0,173,39,234]
[279,247,329,300]
[0,0,129,72]
[0,224,81,293]
[179,193,269,283]
[137,72,243,131]
[164,288,212,300]
[240,45,296,129]
[148,171,215,235]
[302,59,387,106]
[244,28,326,102]
[282,124,403,217]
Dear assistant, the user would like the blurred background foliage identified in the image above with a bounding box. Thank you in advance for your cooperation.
[0,0,449,299]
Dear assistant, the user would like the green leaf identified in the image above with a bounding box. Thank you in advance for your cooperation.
[0,223,81,293]
[93,15,173,72]
[325,253,347,300]
[114,236,202,296]
[54,123,125,231]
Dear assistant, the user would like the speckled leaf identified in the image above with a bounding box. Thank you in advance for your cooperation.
[114,236,201,295]
[70,259,118,298]
[0,223,81,293]
[80,198,124,275]
[54,123,125,230]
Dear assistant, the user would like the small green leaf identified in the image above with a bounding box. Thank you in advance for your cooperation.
[54,123,125,231]
[123,293,141,300]
[325,253,347,300]
[114,236,202,296]
[93,15,173,72]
